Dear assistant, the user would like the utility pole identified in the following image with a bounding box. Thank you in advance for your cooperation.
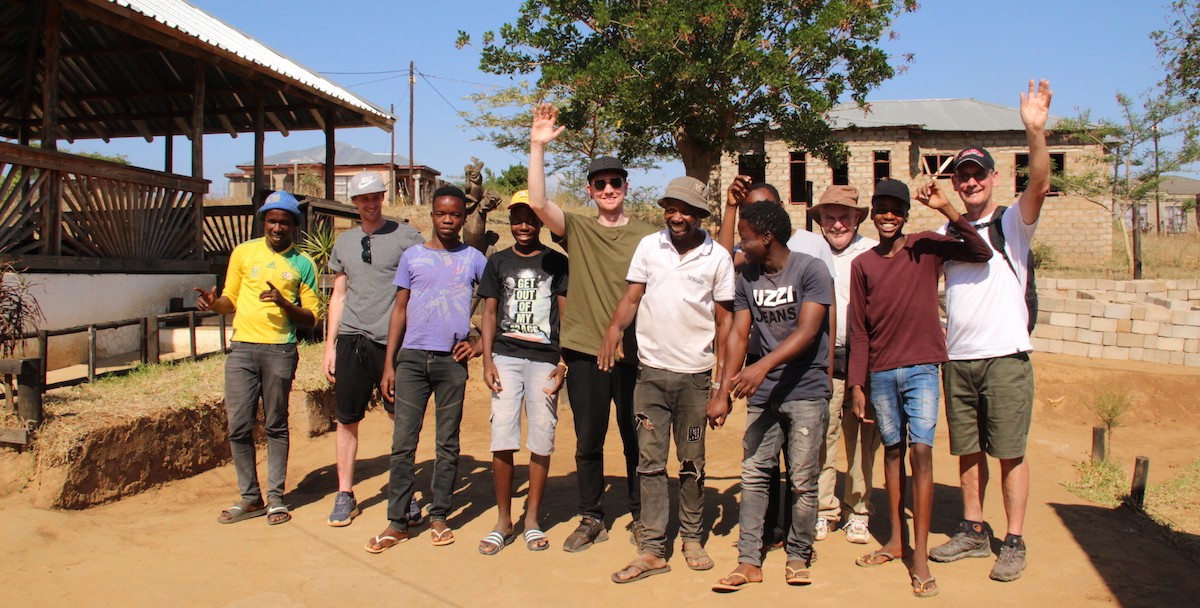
[389,103,396,206]
[1153,122,1161,235]
[410,61,419,206]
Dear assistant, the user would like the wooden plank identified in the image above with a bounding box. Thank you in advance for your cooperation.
[325,107,335,199]
[0,428,28,446]
[0,142,208,193]
[192,60,206,259]
[0,254,211,273]
[40,1,61,150]
[1091,426,1106,462]
[1130,456,1150,508]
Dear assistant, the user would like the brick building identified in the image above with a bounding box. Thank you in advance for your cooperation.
[720,99,1112,264]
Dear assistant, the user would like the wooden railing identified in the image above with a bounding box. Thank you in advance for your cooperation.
[0,142,209,272]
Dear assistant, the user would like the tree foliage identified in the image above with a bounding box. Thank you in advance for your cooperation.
[458,0,916,180]
[461,81,666,175]
[1153,0,1200,103]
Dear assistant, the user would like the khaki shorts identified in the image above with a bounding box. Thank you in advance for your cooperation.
[942,353,1034,460]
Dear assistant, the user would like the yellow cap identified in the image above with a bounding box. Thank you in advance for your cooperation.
[510,190,530,206]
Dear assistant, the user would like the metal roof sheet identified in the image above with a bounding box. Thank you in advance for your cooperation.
[827,98,1064,132]
[113,0,391,122]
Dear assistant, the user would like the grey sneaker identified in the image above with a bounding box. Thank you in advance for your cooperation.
[562,516,609,553]
[326,491,360,527]
[990,539,1027,582]
[929,520,993,562]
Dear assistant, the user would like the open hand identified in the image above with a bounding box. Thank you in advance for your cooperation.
[1020,79,1053,131]
[531,103,566,146]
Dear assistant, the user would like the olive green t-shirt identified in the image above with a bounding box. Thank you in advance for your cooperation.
[560,212,657,357]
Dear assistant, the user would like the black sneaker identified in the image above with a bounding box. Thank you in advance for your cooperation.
[562,516,609,553]
[930,520,993,562]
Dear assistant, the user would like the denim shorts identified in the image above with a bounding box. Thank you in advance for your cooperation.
[490,354,559,455]
[868,364,940,448]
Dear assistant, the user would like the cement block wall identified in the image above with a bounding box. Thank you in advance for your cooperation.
[1032,278,1200,367]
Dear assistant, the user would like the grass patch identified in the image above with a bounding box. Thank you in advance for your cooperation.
[1043,227,1200,280]
[1146,459,1200,533]
[1064,459,1128,507]
[36,342,329,467]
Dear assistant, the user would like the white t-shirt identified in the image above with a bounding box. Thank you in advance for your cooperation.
[830,233,878,347]
[787,229,837,279]
[939,200,1038,359]
[627,230,736,374]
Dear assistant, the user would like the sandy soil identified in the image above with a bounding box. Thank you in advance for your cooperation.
[2,352,1198,607]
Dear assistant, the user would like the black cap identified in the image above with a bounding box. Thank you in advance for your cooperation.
[586,156,628,180]
[871,179,911,213]
[951,147,995,172]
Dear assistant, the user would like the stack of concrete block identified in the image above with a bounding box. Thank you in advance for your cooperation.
[1032,278,1200,366]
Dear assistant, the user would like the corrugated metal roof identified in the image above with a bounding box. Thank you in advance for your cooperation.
[1161,175,1200,196]
[112,0,391,122]
[241,142,411,167]
[827,98,1064,132]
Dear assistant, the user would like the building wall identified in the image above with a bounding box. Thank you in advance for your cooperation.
[719,129,1112,264]
[20,273,215,370]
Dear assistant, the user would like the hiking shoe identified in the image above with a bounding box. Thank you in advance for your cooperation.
[930,520,993,563]
[815,517,830,541]
[844,518,871,544]
[990,538,1027,582]
[327,491,360,527]
[562,517,609,553]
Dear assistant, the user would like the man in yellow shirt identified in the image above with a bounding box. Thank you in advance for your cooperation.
[196,191,320,526]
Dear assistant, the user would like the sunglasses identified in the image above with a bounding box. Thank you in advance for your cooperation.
[361,235,372,264]
[954,168,992,183]
[591,177,624,190]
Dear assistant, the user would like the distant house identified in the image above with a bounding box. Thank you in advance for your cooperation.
[1157,175,1199,233]
[225,142,441,205]
[720,98,1113,264]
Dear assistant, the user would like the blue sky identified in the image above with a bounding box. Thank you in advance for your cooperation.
[68,1,1188,195]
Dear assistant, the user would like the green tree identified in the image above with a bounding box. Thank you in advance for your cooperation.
[461,80,666,175]
[1153,0,1200,103]
[458,0,916,184]
[491,164,530,194]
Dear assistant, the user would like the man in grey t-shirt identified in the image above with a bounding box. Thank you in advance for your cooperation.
[323,171,422,527]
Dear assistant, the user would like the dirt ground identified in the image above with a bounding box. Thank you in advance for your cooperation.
[2,352,1199,607]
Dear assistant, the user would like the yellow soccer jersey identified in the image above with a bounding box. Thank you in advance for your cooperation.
[223,238,321,344]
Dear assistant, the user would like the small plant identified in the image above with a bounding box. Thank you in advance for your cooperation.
[297,226,337,321]
[0,263,44,358]
[1031,242,1056,269]
[1090,388,1133,438]
[1065,459,1127,507]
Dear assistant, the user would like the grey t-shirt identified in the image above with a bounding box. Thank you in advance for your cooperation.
[328,220,423,343]
[734,251,833,406]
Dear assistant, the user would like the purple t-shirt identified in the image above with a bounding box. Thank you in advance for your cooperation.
[394,243,487,351]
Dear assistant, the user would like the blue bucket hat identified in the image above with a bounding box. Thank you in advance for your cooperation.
[259,190,301,220]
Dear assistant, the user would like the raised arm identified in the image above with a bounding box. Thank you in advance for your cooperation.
[529,103,568,237]
[717,175,751,256]
[1017,79,1053,224]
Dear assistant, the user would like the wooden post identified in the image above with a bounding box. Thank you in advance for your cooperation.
[188,311,197,361]
[1091,426,1107,462]
[191,60,206,259]
[41,1,63,255]
[218,313,228,352]
[87,324,96,381]
[252,84,266,240]
[16,357,43,428]
[37,329,48,386]
[164,132,173,173]
[143,316,159,364]
[1130,456,1150,508]
[324,107,336,200]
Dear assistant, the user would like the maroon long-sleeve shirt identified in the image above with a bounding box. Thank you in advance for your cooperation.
[847,215,992,388]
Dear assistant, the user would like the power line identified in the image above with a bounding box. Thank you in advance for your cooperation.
[320,68,408,75]
[416,72,524,163]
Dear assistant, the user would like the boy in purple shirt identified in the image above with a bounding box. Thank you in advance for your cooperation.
[365,186,487,554]
[847,179,990,597]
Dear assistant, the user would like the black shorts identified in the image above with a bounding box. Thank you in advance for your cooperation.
[334,334,389,424]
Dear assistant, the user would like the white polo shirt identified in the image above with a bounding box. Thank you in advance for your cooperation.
[830,233,878,347]
[627,230,736,374]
